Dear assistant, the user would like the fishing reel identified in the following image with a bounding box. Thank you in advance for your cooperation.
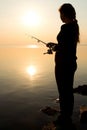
[44,48,53,54]
[44,43,56,54]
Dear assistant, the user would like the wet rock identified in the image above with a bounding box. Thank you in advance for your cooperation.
[80,105,87,124]
[73,85,87,96]
[40,106,59,116]
[80,111,87,124]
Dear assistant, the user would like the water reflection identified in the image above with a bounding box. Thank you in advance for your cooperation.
[26,65,37,76]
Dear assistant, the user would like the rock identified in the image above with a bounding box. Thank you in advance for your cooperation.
[40,106,59,116]
[80,111,87,124]
[73,85,87,96]
[80,105,87,124]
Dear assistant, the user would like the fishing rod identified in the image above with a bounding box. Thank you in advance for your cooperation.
[29,35,47,45]
[26,34,53,54]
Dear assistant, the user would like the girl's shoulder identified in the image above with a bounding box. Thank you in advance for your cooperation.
[61,22,77,31]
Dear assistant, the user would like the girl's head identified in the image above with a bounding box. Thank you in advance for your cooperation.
[59,3,80,42]
[59,3,76,23]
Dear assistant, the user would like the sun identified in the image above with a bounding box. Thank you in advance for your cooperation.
[21,10,41,27]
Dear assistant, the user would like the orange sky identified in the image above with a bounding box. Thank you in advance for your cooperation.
[0,0,87,47]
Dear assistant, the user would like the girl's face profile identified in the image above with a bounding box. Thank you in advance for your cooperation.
[60,13,66,23]
[60,12,73,24]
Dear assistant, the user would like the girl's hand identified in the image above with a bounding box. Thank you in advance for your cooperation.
[46,42,55,48]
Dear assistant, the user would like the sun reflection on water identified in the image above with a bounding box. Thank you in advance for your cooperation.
[26,65,37,76]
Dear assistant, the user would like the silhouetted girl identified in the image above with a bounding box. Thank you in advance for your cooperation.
[47,3,80,126]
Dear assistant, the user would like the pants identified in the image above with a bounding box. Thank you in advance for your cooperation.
[55,62,77,117]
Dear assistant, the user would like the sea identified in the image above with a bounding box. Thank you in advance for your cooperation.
[0,44,87,130]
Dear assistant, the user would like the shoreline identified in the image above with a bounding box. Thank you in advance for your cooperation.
[41,105,87,130]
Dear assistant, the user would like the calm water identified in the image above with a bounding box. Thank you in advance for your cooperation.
[0,45,87,129]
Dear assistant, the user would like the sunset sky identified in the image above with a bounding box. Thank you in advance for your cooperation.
[0,0,87,47]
